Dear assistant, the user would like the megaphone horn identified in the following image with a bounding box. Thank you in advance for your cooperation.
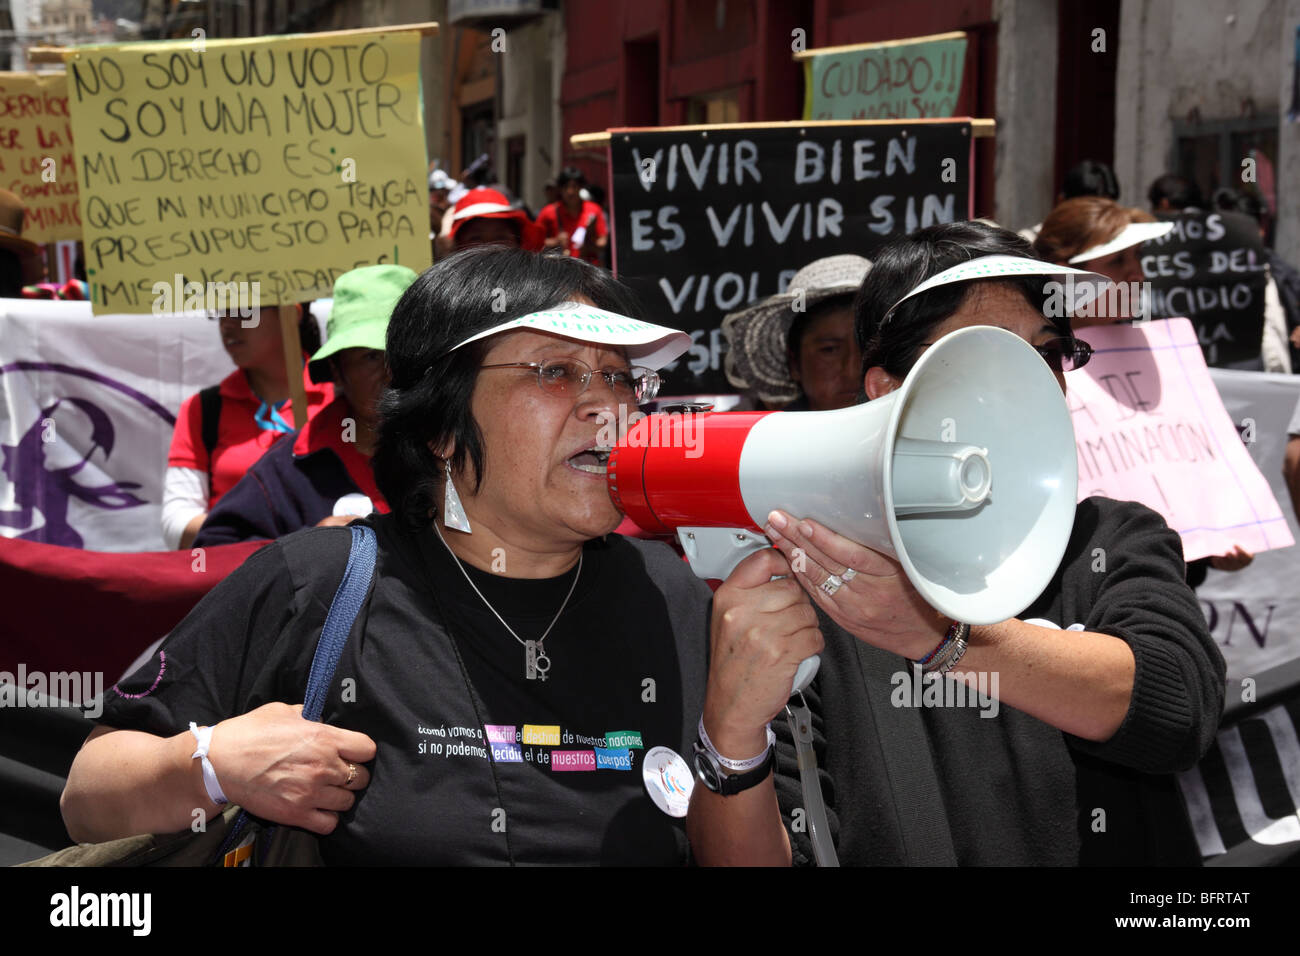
[608,325,1079,694]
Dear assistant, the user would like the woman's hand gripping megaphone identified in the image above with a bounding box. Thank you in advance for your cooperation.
[763,509,952,661]
[701,547,825,761]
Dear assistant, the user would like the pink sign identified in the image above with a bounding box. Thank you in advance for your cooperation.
[550,750,597,772]
[1066,318,1293,561]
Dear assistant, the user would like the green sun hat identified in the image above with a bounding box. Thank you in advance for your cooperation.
[309,264,419,384]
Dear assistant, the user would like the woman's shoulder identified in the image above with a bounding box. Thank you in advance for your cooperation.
[1076,495,1178,542]
[270,516,410,610]
[600,534,713,600]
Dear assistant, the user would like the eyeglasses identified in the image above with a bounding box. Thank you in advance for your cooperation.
[480,357,662,405]
[1034,336,1093,373]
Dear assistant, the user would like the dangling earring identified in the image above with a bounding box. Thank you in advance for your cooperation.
[442,458,472,533]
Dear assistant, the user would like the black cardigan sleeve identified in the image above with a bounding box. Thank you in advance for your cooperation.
[1063,499,1225,773]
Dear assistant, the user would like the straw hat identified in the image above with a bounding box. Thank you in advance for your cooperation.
[0,189,40,257]
[722,254,871,404]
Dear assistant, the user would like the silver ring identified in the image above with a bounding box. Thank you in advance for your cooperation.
[819,574,844,597]
[840,567,858,583]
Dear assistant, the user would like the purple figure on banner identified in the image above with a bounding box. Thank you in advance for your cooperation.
[0,397,146,547]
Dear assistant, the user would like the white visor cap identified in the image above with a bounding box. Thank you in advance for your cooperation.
[1068,221,1174,264]
[446,301,692,370]
[883,254,1109,324]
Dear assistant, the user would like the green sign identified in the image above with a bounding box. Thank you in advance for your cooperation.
[803,34,967,121]
[604,730,644,750]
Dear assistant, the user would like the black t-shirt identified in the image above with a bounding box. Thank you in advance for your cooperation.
[100,514,713,865]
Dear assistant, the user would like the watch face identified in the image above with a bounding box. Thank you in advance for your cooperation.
[692,747,721,792]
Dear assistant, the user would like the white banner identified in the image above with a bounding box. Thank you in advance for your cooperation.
[0,299,235,552]
[1197,369,1300,684]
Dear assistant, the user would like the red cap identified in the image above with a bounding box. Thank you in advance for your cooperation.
[449,187,543,251]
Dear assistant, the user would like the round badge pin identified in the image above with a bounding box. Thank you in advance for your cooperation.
[642,746,694,818]
[333,493,373,518]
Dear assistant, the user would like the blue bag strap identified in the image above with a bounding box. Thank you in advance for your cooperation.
[302,524,377,723]
[214,525,376,865]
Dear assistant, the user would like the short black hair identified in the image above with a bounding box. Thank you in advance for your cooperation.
[374,246,644,531]
[1061,160,1119,200]
[854,221,1058,381]
[1148,173,1203,211]
[298,303,322,355]
[1211,186,1264,223]
[557,166,586,188]
[0,249,24,298]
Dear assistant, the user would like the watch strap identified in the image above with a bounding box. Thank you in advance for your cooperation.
[693,738,776,796]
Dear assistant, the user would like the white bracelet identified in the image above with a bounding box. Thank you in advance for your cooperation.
[697,717,775,773]
[189,722,229,806]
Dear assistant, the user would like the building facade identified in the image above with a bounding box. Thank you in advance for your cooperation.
[549,0,1296,264]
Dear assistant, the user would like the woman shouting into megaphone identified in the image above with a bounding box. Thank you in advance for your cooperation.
[688,221,1224,867]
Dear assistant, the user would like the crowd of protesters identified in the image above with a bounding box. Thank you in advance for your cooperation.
[3,150,1299,867]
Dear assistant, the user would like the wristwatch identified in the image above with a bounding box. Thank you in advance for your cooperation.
[692,733,776,796]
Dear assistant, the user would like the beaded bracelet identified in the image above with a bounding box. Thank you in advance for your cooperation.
[932,625,970,675]
[915,621,959,668]
[925,622,971,675]
[914,621,970,674]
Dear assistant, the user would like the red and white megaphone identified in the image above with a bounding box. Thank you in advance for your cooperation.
[608,325,1079,693]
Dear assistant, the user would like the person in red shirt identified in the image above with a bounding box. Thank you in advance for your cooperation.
[162,305,333,549]
[536,166,608,264]
[192,265,417,546]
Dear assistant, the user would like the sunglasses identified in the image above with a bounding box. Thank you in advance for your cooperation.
[916,333,1092,375]
[1034,336,1093,373]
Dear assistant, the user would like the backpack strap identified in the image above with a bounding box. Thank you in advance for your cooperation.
[213,524,376,864]
[198,385,222,477]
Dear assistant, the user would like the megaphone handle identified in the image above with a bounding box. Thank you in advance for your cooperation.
[676,526,822,698]
[791,656,821,695]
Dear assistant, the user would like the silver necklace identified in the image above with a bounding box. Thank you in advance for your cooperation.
[433,522,582,681]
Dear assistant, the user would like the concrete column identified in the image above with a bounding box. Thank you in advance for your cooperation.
[367,0,445,169]
[1114,0,1282,216]
[1113,0,1160,210]
[493,15,560,209]
[993,0,1060,231]
[1277,0,1300,266]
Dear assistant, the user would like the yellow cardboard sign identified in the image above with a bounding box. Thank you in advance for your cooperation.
[0,72,81,243]
[66,32,430,313]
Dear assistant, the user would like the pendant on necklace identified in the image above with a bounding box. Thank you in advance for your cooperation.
[525,640,551,681]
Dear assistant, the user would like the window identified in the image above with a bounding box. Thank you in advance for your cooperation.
[505,135,525,202]
[461,100,495,174]
[685,88,740,125]
[1173,117,1278,243]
